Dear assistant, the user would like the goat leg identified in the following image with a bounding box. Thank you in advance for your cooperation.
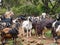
[13,38,16,45]
[42,31,46,39]
[27,29,28,38]
[29,29,31,37]
[1,38,5,45]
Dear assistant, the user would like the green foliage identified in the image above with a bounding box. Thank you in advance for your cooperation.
[6,39,23,45]
[11,7,22,17]
[56,6,60,13]
[1,0,60,16]
[0,8,6,15]
[45,30,52,38]
[49,43,57,45]
[32,29,35,35]
[11,5,40,16]
[37,4,43,14]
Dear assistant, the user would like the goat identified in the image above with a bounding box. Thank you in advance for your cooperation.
[0,21,20,45]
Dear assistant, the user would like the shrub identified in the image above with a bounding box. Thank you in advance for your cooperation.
[45,30,52,38]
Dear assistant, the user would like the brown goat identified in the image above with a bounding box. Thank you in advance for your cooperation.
[1,27,19,45]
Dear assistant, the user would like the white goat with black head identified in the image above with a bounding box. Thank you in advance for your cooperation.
[22,16,32,38]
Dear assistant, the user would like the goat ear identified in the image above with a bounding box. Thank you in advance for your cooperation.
[29,18,32,22]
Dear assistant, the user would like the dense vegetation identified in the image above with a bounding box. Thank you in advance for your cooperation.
[0,0,60,16]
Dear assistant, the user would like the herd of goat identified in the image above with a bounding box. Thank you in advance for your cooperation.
[0,11,60,45]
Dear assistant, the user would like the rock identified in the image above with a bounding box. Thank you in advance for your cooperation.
[21,39,24,42]
[29,39,35,43]
[36,41,44,45]
[27,43,30,45]
[22,39,24,41]
[36,43,44,45]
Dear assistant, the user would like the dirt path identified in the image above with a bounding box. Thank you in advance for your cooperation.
[0,35,60,45]
[20,36,60,45]
[18,28,60,45]
[0,28,60,45]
